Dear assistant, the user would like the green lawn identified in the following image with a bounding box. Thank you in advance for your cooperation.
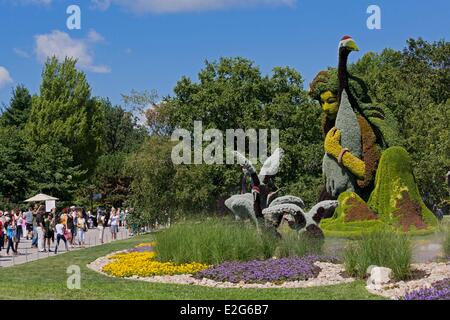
[0,234,384,300]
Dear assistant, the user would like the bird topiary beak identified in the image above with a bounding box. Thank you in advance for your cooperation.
[346,39,360,52]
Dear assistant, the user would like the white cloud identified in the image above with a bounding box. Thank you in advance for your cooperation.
[91,0,295,13]
[13,48,31,58]
[8,0,52,6]
[34,30,111,74]
[87,29,105,43]
[0,66,13,89]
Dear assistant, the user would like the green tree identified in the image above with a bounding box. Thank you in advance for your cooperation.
[1,85,32,128]
[0,127,31,205]
[25,57,105,175]
[351,38,450,204]
[85,100,148,207]
[103,100,147,154]
[0,85,33,205]
[28,142,84,201]
[125,137,176,226]
[158,58,323,210]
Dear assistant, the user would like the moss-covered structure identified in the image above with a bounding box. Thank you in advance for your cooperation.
[367,146,438,234]
[321,147,438,237]
[312,37,438,237]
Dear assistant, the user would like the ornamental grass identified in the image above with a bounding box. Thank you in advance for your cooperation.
[155,218,277,265]
[343,229,412,280]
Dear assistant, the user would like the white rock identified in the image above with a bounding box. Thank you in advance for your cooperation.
[366,265,378,275]
[367,267,392,286]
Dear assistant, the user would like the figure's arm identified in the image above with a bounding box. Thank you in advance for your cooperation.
[324,128,366,180]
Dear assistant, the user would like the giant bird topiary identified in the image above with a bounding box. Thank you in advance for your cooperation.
[313,36,438,237]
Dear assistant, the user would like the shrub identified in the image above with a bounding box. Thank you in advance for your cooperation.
[155,218,277,265]
[343,229,412,280]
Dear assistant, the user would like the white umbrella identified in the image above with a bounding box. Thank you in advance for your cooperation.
[24,193,59,202]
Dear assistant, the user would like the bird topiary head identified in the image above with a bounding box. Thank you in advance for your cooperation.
[338,35,360,52]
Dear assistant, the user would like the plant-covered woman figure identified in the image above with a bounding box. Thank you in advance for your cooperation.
[310,68,399,201]
[308,38,437,234]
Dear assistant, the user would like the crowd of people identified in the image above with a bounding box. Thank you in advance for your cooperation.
[0,205,129,256]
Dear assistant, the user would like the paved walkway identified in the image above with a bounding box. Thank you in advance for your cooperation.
[0,227,130,268]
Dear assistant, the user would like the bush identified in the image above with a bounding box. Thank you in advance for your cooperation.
[155,218,277,264]
[275,231,323,258]
[343,230,412,280]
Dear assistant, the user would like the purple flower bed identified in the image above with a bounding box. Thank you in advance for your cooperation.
[403,278,450,300]
[194,256,330,284]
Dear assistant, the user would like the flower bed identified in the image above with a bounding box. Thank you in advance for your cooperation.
[194,256,329,284]
[102,244,209,277]
[403,278,450,300]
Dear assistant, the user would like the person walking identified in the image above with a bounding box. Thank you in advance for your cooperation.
[6,221,17,256]
[44,213,55,252]
[66,211,74,246]
[69,206,77,245]
[109,209,119,241]
[21,212,26,241]
[13,212,22,254]
[14,210,23,240]
[76,210,87,247]
[31,208,38,248]
[54,218,69,254]
[97,210,105,244]
[25,208,33,240]
[35,207,45,252]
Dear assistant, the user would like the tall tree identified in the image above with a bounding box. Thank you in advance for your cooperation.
[351,38,450,204]
[28,142,84,201]
[0,127,31,204]
[1,85,32,128]
[25,57,105,175]
[86,100,147,207]
[0,85,33,205]
[103,100,147,154]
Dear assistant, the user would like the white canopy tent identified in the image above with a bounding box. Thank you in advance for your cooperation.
[25,194,59,202]
[24,193,59,212]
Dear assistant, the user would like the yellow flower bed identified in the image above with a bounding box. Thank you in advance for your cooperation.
[135,242,157,247]
[103,251,209,278]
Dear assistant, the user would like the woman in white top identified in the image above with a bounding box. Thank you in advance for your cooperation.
[109,210,119,240]
[76,210,86,247]
[54,217,69,254]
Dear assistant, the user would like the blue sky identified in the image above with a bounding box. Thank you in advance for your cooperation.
[0,0,449,107]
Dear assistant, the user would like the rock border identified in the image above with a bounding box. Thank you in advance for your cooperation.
[366,262,450,300]
[87,250,449,297]
[87,250,354,289]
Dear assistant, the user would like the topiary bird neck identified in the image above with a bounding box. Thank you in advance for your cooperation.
[338,48,350,99]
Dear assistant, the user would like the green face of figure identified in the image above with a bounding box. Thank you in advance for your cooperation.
[320,90,339,119]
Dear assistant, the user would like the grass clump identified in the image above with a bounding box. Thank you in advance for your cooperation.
[155,217,277,265]
[443,226,450,258]
[276,231,323,258]
[343,229,412,280]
